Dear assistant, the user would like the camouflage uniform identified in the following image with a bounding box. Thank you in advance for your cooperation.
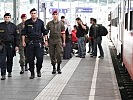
[46,20,65,74]
[17,23,28,73]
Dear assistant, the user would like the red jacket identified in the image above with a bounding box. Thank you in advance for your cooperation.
[71,30,78,43]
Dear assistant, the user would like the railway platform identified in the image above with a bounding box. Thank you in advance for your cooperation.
[0,37,121,100]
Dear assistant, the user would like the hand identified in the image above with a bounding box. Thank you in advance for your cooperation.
[15,46,19,51]
[63,42,66,47]
[45,41,48,47]
[22,41,26,47]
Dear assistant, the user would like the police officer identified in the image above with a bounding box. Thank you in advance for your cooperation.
[21,8,48,79]
[17,14,28,74]
[46,11,65,74]
[0,13,19,80]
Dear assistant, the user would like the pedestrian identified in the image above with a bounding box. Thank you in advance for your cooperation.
[21,8,48,79]
[90,18,104,58]
[46,11,65,74]
[0,13,19,80]
[88,18,95,54]
[17,14,28,74]
[61,16,72,59]
[75,17,87,58]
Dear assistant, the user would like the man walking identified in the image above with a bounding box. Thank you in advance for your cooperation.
[22,8,48,79]
[0,13,19,80]
[46,11,65,74]
[17,14,28,74]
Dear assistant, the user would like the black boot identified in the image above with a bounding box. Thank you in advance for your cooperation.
[52,64,56,74]
[20,66,24,74]
[29,72,35,79]
[1,75,6,80]
[57,64,62,74]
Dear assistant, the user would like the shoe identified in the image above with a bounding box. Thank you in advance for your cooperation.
[98,56,104,59]
[37,72,41,77]
[90,55,97,58]
[80,56,85,58]
[52,69,56,74]
[90,53,93,55]
[8,73,12,77]
[20,70,24,74]
[87,50,90,53]
[57,69,62,74]
[76,55,80,57]
[1,75,6,80]
[29,72,35,79]
[25,66,28,71]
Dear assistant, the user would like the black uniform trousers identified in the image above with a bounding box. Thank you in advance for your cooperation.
[26,41,44,73]
[0,43,15,75]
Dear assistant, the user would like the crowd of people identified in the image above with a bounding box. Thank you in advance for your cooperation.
[0,8,104,80]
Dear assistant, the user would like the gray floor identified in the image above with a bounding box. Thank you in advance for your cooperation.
[0,37,121,100]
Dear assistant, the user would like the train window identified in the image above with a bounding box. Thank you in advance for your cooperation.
[130,11,133,30]
[125,13,128,29]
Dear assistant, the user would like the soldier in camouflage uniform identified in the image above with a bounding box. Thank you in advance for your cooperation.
[46,11,66,74]
[17,14,28,74]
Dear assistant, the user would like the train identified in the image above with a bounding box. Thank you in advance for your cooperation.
[108,0,133,79]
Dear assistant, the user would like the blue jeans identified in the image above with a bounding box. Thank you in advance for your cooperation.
[93,37,104,56]
[77,37,85,57]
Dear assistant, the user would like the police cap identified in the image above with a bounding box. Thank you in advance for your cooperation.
[30,8,37,13]
[4,13,11,17]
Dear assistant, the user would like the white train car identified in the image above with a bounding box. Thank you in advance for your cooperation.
[110,0,133,79]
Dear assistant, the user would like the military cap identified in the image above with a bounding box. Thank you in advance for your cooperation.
[30,8,37,13]
[52,10,58,15]
[21,14,27,18]
[4,13,11,17]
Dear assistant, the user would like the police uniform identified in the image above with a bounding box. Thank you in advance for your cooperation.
[0,13,19,80]
[17,15,28,74]
[21,18,47,79]
[46,19,65,74]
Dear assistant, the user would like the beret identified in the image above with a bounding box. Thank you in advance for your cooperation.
[52,10,58,15]
[21,14,27,18]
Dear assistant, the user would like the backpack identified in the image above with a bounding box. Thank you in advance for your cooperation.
[85,25,89,34]
[98,25,108,36]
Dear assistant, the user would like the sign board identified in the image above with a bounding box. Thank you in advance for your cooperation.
[49,8,68,14]
[76,7,93,13]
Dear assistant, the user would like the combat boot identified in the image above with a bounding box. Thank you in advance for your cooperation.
[29,72,35,79]
[1,75,6,80]
[20,66,24,74]
[52,64,56,74]
[57,64,62,74]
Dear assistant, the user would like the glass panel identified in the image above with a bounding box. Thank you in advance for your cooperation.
[16,0,38,24]
[0,0,13,22]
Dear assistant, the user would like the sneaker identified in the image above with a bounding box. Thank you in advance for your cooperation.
[37,72,41,77]
[20,70,24,74]
[8,73,12,77]
[1,75,6,80]
[76,55,80,57]
[98,56,104,59]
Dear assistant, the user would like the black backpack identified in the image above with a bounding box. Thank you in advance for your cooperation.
[98,25,108,36]
[85,25,89,34]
